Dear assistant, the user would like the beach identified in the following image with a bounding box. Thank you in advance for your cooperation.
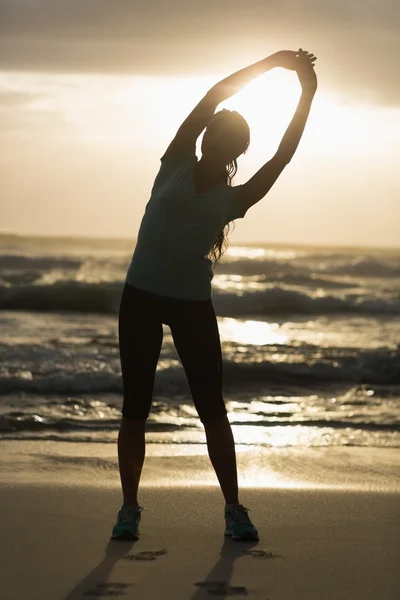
[1,440,399,600]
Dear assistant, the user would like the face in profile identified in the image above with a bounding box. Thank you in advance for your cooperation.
[201,111,250,165]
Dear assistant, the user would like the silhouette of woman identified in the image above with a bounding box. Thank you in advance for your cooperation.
[111,48,317,541]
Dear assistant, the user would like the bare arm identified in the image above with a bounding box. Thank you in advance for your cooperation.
[275,91,315,162]
[210,52,289,102]
[237,50,317,216]
[161,92,220,160]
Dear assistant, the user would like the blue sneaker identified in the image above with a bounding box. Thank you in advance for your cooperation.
[224,504,259,541]
[111,504,146,541]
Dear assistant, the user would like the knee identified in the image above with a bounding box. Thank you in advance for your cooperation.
[201,412,229,427]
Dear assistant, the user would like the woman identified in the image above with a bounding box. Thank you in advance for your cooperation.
[111,48,317,541]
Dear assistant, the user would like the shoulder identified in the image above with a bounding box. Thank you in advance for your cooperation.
[153,146,197,188]
[160,144,197,168]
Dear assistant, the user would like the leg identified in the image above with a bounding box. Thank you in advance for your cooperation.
[117,416,146,506]
[169,299,239,505]
[117,284,163,505]
[203,414,239,505]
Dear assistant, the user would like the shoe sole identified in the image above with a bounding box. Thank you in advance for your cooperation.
[225,530,259,541]
[111,530,139,541]
[232,533,259,541]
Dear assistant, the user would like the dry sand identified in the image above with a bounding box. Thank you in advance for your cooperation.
[1,440,399,599]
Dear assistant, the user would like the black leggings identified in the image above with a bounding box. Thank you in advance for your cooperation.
[118,283,227,423]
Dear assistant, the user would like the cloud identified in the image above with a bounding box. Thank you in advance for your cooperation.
[0,90,43,106]
[0,1,399,104]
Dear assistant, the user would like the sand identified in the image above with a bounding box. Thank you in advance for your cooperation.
[1,440,399,599]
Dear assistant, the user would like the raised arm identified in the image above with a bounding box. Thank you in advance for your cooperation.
[210,51,298,101]
[237,50,318,216]
[162,51,297,160]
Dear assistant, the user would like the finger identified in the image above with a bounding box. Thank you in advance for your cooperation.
[299,50,315,58]
[297,54,314,64]
[296,51,307,59]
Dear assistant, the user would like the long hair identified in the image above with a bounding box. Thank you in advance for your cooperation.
[206,110,250,265]
[207,159,239,264]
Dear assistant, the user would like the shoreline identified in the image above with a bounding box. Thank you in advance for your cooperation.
[1,439,399,492]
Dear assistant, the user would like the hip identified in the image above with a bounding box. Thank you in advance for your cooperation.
[119,282,216,328]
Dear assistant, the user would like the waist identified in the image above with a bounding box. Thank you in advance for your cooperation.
[125,256,213,301]
[124,282,212,304]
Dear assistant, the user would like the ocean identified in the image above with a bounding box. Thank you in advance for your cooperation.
[0,233,399,449]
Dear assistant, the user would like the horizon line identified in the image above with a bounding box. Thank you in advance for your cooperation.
[0,231,399,252]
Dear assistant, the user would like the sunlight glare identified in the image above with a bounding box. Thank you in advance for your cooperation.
[225,246,304,260]
[219,317,288,345]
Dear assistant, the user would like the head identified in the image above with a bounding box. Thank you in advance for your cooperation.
[201,109,250,167]
[203,110,250,265]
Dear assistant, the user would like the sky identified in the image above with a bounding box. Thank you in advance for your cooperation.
[0,0,399,247]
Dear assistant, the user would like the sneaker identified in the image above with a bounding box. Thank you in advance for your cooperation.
[110,504,146,541]
[224,504,259,541]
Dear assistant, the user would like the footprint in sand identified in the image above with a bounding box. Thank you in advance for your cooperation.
[83,581,132,597]
[121,549,168,561]
[243,549,282,559]
[83,552,167,595]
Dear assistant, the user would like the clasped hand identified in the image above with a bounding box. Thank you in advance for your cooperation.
[272,48,318,94]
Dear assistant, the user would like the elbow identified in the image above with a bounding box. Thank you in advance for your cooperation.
[273,151,291,166]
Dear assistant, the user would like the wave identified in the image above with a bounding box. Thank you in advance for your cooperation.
[327,258,400,278]
[1,347,399,396]
[217,256,400,278]
[261,274,359,289]
[214,288,400,316]
[0,414,397,436]
[222,349,400,385]
[0,254,82,270]
[0,281,121,312]
[1,280,399,316]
